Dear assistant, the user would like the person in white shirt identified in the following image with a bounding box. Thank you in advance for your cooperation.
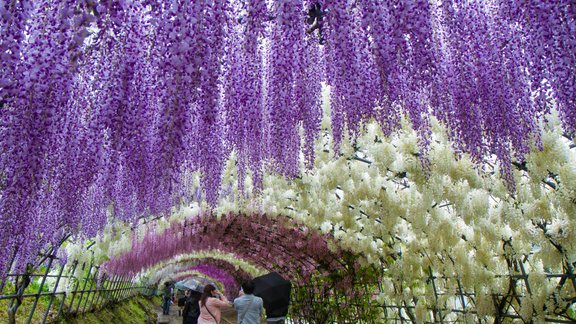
[233,280,264,324]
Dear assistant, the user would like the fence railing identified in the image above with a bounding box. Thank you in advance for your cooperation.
[0,256,155,324]
[287,257,576,323]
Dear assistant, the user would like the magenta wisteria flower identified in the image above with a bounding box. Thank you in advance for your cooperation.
[103,213,343,284]
[184,264,240,299]
[168,257,252,293]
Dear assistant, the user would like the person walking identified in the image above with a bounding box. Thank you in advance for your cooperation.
[198,284,230,324]
[162,282,172,315]
[182,289,201,324]
[233,280,264,324]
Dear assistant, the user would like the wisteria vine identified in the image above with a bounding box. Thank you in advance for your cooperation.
[1,0,575,283]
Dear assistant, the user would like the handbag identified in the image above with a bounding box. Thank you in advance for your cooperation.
[204,303,218,323]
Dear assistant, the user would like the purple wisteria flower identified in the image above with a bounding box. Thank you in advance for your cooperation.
[1,0,575,279]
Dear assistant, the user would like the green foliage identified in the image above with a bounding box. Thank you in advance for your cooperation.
[25,277,50,294]
[568,302,576,320]
[60,295,161,324]
[290,264,387,323]
[0,295,53,323]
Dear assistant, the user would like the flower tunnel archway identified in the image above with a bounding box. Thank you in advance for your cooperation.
[102,212,386,322]
[104,213,359,293]
[136,253,264,301]
[89,114,576,323]
[2,0,576,323]
[149,257,256,288]
[105,213,348,279]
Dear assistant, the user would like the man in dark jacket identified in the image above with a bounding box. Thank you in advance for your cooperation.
[162,282,172,315]
[182,289,201,324]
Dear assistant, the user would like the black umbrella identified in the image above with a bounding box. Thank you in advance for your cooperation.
[253,272,292,318]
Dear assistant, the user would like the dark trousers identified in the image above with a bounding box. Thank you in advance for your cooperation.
[267,320,285,324]
[162,297,171,315]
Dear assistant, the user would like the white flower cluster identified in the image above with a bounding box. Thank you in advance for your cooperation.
[65,91,575,321]
[207,106,573,320]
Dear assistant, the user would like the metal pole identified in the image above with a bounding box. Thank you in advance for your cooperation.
[428,266,443,323]
[117,278,124,301]
[67,261,82,314]
[107,275,120,305]
[55,291,67,321]
[564,259,576,292]
[74,263,93,314]
[122,277,129,300]
[26,255,55,324]
[124,278,131,300]
[130,281,136,299]
[94,275,110,308]
[57,262,77,319]
[109,276,118,302]
[117,276,126,301]
[125,279,133,300]
[456,279,467,314]
[86,267,100,312]
[121,279,128,300]
[91,275,103,309]
[41,262,65,324]
[110,275,122,302]
[82,266,97,313]
[126,279,132,299]
[120,276,128,301]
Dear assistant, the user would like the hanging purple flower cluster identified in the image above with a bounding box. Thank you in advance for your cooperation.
[223,0,269,192]
[499,2,576,135]
[0,0,96,275]
[266,0,306,177]
[1,0,575,281]
[432,2,540,185]
[322,0,382,150]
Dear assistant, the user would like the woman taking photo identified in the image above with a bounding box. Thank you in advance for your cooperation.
[198,284,231,324]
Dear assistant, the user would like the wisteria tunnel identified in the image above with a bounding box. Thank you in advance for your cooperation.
[0,0,575,323]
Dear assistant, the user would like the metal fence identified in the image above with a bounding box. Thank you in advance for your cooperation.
[0,255,153,324]
[287,257,576,324]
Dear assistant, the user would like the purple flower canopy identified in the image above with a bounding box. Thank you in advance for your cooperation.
[0,1,574,277]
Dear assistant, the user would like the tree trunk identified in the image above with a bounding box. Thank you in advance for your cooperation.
[6,265,32,324]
